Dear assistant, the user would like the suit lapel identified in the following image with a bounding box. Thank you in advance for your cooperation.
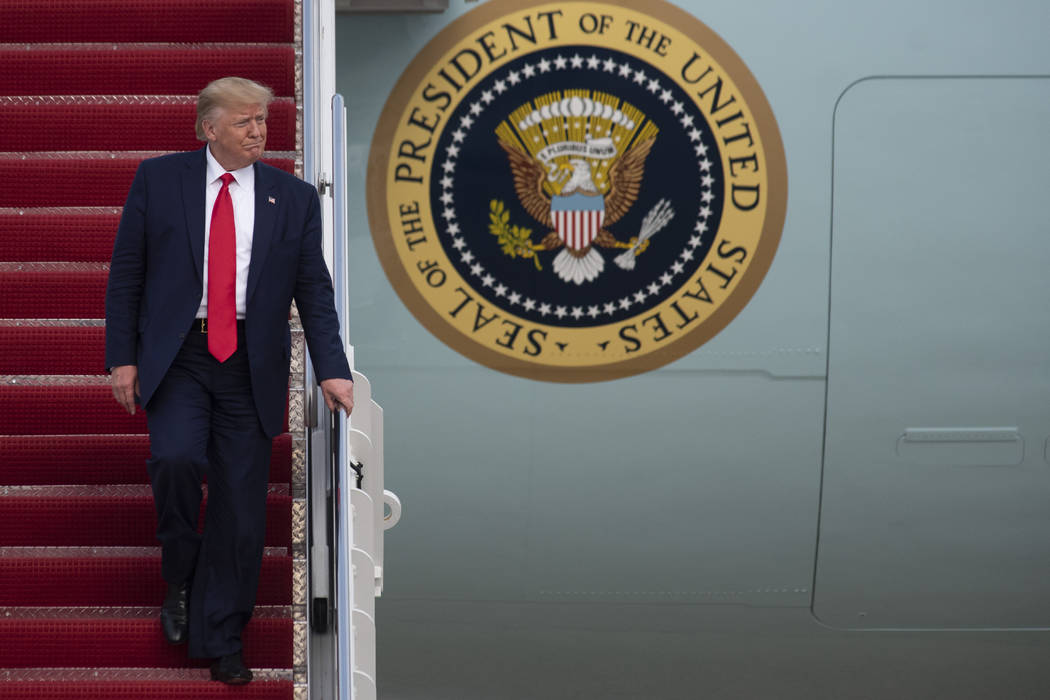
[182,148,207,284]
[247,162,278,304]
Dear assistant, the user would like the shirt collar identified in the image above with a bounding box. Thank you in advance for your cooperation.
[205,145,255,191]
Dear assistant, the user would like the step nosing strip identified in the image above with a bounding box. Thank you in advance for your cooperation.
[0,432,289,439]
[0,262,109,272]
[0,605,292,619]
[0,150,298,160]
[0,484,291,497]
[0,206,123,215]
[0,546,289,558]
[0,42,297,50]
[0,433,147,438]
[0,320,108,327]
[1,375,113,386]
[0,668,293,682]
[0,95,297,106]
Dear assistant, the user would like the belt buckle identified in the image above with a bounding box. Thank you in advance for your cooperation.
[200,318,207,334]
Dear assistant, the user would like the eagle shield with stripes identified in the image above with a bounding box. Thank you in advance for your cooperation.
[551,192,605,251]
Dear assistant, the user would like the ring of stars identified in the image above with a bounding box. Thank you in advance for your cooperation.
[438,51,719,324]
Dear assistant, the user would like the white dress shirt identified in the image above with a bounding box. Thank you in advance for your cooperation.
[196,146,256,319]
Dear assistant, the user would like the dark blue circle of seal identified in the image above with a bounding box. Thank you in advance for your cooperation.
[429,46,726,328]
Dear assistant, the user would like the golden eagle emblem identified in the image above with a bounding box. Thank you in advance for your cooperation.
[493,91,675,284]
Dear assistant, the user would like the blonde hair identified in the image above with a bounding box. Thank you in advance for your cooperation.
[196,77,275,140]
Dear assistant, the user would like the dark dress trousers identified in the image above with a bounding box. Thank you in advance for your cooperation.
[105,147,350,658]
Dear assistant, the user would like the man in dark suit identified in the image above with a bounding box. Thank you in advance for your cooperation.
[105,76,353,685]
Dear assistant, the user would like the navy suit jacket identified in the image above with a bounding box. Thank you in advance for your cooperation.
[105,147,351,438]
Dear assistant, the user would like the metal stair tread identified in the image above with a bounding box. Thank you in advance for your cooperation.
[0,605,292,619]
[0,667,293,682]
[0,546,290,558]
[0,484,290,498]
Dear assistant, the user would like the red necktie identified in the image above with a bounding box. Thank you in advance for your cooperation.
[207,172,237,362]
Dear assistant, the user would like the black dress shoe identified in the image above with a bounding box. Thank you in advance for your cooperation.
[160,582,188,645]
[210,650,253,685]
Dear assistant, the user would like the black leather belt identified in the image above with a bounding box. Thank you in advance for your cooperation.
[190,318,246,334]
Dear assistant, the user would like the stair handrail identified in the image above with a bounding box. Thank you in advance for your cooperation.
[330,91,356,700]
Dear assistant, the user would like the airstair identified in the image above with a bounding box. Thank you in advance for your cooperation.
[0,1,395,697]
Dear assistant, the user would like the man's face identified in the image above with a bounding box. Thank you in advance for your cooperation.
[202,102,267,171]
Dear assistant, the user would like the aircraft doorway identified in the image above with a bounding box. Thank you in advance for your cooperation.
[814,77,1050,629]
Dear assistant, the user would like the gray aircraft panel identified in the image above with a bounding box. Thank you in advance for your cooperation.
[363,366,535,599]
[366,365,824,605]
[815,76,1050,629]
[337,0,1050,696]
[525,372,823,607]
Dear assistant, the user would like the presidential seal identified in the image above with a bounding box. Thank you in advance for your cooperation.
[367,0,787,382]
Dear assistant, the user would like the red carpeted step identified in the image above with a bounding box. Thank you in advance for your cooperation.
[0,154,296,208]
[0,97,296,153]
[0,680,293,700]
[0,265,108,318]
[0,385,288,436]
[0,434,293,485]
[0,0,294,44]
[1,0,304,690]
[0,610,293,668]
[0,485,293,548]
[0,549,291,606]
[0,384,148,434]
[0,46,296,97]
[0,326,106,374]
[0,208,120,263]
[0,673,293,700]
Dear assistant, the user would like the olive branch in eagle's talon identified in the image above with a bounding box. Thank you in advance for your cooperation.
[488,199,546,271]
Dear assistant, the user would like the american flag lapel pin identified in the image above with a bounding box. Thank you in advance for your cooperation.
[268,196,276,205]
